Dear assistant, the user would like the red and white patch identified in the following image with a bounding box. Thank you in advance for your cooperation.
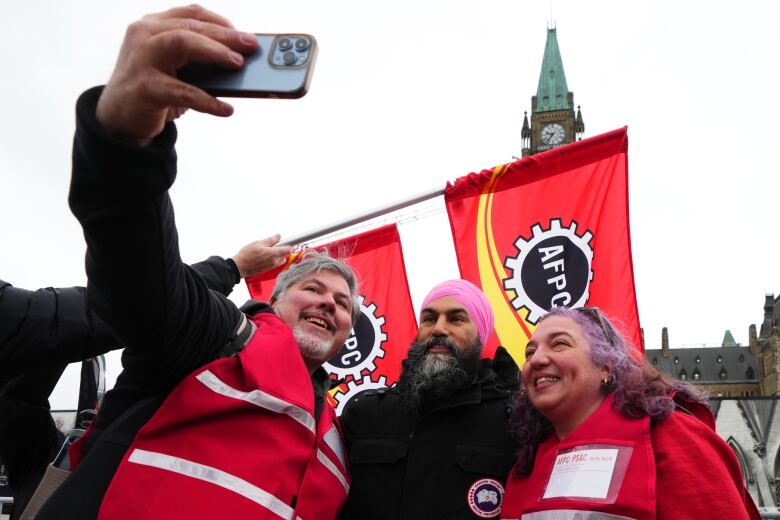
[467,478,504,518]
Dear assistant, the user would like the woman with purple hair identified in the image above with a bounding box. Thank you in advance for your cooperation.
[500,307,759,520]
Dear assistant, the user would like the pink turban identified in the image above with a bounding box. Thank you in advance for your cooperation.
[420,279,494,345]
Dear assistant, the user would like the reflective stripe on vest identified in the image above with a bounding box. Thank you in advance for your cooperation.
[323,425,346,468]
[316,448,349,494]
[195,369,316,433]
[128,448,297,519]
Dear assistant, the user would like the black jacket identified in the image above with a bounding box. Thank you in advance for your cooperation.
[0,257,238,382]
[0,256,239,519]
[339,347,519,519]
[36,85,244,518]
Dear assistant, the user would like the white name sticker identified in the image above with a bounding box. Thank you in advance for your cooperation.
[543,448,619,500]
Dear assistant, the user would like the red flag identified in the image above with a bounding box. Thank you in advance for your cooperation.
[246,224,417,414]
[445,128,640,365]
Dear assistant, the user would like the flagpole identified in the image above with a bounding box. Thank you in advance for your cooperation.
[280,186,446,245]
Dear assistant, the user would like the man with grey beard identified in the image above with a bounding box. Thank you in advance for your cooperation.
[339,280,520,520]
[396,333,482,410]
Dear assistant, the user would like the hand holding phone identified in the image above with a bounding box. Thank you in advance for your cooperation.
[96,5,259,141]
[178,34,318,99]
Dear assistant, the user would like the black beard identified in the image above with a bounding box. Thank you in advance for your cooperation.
[396,335,482,410]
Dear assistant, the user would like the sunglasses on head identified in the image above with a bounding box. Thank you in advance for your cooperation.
[575,307,615,347]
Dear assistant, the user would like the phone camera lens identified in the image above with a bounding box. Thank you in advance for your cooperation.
[282,51,297,65]
[278,38,292,51]
[294,38,309,51]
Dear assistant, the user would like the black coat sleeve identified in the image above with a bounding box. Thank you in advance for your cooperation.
[0,256,236,383]
[68,86,240,396]
[0,366,66,519]
[0,281,116,381]
[190,256,240,298]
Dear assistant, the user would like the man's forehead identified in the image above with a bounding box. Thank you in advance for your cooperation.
[422,296,470,315]
[293,270,349,291]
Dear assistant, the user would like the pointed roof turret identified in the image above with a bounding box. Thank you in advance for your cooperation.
[722,330,738,347]
[521,111,531,138]
[535,27,570,112]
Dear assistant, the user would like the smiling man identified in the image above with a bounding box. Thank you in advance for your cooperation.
[37,6,356,519]
[339,279,520,520]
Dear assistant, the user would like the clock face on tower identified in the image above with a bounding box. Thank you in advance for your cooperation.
[540,123,565,146]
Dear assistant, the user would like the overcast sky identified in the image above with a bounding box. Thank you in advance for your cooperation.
[2,1,778,408]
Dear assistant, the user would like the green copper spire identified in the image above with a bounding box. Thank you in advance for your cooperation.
[535,27,570,112]
[722,330,738,347]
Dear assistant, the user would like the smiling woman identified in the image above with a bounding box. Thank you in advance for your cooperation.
[499,307,760,520]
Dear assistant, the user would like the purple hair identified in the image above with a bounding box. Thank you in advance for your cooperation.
[510,306,708,476]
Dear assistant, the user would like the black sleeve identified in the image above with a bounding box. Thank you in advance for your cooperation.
[69,87,240,396]
[190,256,240,297]
[0,281,117,381]
[0,366,66,519]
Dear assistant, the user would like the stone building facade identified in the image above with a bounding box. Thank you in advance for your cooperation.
[646,293,780,510]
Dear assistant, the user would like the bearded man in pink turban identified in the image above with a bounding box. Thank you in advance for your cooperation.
[339,279,520,520]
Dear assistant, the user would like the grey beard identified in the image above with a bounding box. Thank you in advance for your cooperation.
[293,324,335,363]
[396,335,482,410]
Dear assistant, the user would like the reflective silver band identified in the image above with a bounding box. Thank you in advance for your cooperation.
[316,449,350,494]
[128,449,294,519]
[196,370,315,434]
[521,511,637,520]
[323,425,346,468]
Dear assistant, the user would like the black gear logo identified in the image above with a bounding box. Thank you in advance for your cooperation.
[324,295,387,380]
[332,375,390,415]
[503,219,594,324]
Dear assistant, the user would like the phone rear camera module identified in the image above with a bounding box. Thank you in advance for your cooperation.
[282,51,297,65]
[278,38,292,51]
[294,38,309,51]
[271,35,312,67]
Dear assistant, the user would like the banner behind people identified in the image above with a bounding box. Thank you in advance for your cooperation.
[246,224,417,414]
[445,127,641,364]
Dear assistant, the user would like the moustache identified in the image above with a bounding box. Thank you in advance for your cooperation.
[419,336,458,355]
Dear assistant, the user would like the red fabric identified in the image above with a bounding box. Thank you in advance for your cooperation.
[98,313,349,519]
[246,224,417,393]
[653,410,756,520]
[66,420,96,470]
[502,395,756,520]
[445,128,641,364]
[501,394,656,520]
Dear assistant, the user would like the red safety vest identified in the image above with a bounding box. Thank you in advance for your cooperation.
[97,312,349,519]
[501,394,655,520]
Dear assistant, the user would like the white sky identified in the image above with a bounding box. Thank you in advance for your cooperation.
[2,1,778,409]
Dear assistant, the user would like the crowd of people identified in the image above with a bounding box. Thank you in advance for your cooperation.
[0,5,762,519]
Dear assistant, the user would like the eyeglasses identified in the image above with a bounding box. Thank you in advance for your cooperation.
[576,307,615,347]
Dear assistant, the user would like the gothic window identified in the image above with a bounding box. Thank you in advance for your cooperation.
[674,356,679,364]
[651,357,658,365]
[717,355,723,364]
[693,368,701,381]
[695,355,701,364]
[679,368,687,380]
[719,367,728,380]
[746,366,755,379]
[738,354,745,363]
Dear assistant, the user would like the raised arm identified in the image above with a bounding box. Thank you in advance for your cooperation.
[69,6,260,391]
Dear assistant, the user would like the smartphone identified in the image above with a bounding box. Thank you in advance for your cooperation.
[178,34,317,99]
